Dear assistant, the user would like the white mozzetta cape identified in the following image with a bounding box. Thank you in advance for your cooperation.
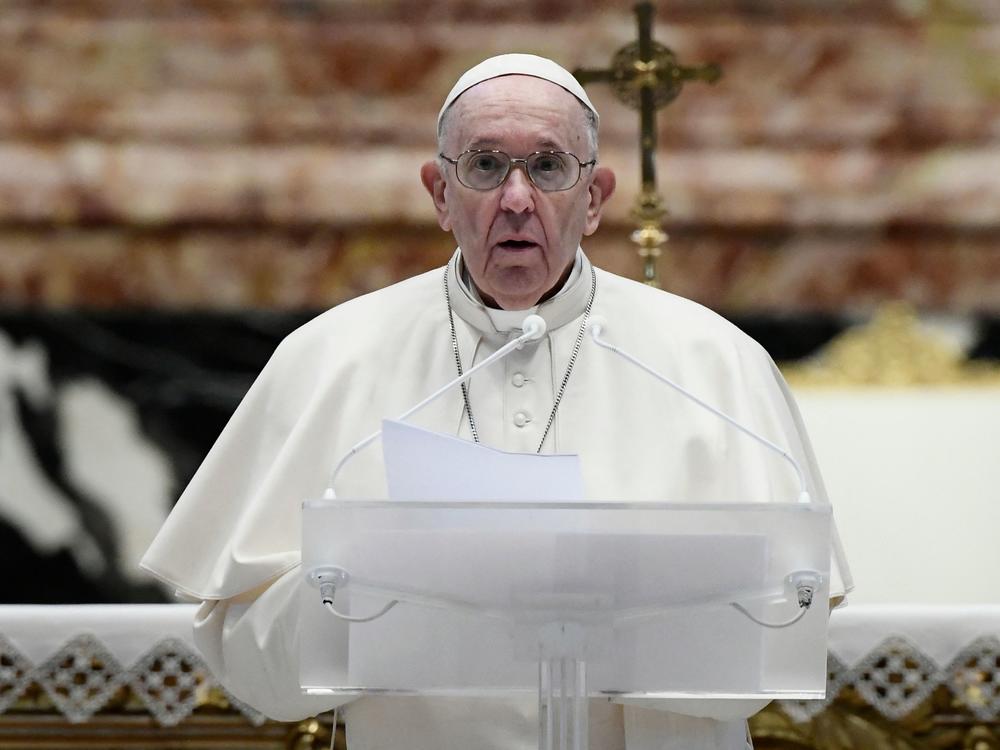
[142,250,852,749]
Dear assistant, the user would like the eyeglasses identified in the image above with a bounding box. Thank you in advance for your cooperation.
[439,150,596,192]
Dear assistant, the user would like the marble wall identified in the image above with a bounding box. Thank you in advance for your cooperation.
[1,0,999,313]
[2,0,999,602]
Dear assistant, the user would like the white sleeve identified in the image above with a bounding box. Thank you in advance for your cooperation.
[618,698,769,722]
[192,567,354,722]
[623,705,755,750]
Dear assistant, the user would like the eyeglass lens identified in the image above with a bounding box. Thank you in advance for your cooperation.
[457,151,580,192]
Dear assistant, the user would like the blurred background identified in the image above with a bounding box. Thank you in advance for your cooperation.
[1,0,999,604]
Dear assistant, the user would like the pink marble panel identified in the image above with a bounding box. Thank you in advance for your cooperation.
[0,15,996,149]
[3,226,1000,314]
[1,143,998,229]
[0,1,997,315]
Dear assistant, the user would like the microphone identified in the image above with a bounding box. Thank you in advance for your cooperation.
[324,314,548,497]
[587,315,811,504]
[586,314,607,338]
[520,314,547,340]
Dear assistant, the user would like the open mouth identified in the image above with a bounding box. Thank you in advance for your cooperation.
[497,240,539,250]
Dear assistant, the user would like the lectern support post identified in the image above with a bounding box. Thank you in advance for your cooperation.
[539,656,587,750]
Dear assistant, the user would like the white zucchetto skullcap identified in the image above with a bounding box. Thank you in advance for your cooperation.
[437,53,599,128]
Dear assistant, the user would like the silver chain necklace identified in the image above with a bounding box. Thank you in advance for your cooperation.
[444,266,597,453]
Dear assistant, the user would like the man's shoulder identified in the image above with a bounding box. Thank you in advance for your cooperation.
[280,266,445,352]
[595,267,763,353]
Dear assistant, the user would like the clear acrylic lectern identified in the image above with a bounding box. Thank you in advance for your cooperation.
[300,500,832,750]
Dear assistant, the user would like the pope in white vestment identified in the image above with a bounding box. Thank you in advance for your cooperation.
[141,54,853,749]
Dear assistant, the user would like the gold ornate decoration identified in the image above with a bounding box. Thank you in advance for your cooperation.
[288,717,338,750]
[782,302,1000,387]
[0,689,339,750]
[574,1,721,287]
[0,713,336,750]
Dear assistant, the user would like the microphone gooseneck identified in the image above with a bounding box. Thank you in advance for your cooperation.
[588,315,821,627]
[324,314,548,498]
[587,316,811,504]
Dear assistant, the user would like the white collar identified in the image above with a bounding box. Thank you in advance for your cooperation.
[449,249,591,336]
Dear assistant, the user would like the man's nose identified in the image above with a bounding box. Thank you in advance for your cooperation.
[498,165,535,214]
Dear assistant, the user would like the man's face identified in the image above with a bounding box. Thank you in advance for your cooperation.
[421,75,615,310]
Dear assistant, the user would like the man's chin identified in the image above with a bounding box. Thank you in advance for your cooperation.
[481,276,555,310]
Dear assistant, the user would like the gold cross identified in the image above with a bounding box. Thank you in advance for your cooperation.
[574,2,721,287]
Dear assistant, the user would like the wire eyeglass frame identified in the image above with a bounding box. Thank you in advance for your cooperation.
[439,149,597,192]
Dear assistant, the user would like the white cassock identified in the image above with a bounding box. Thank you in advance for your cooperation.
[141,249,853,750]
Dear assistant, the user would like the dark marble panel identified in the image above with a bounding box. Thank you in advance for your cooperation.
[0,311,305,604]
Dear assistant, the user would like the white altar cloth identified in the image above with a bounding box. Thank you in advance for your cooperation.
[0,604,257,726]
[829,603,1000,668]
[0,604,196,665]
[3,604,994,679]
[1,604,997,725]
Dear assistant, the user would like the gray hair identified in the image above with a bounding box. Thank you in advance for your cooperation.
[437,96,599,161]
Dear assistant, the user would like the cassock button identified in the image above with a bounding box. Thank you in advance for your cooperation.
[512,372,526,387]
[513,411,530,428]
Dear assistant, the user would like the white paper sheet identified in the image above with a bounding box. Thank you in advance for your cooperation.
[381,419,585,501]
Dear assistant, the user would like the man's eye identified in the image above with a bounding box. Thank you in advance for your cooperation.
[471,155,502,171]
[534,156,564,172]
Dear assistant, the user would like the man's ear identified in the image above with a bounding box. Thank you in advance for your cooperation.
[420,160,452,231]
[583,166,616,236]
